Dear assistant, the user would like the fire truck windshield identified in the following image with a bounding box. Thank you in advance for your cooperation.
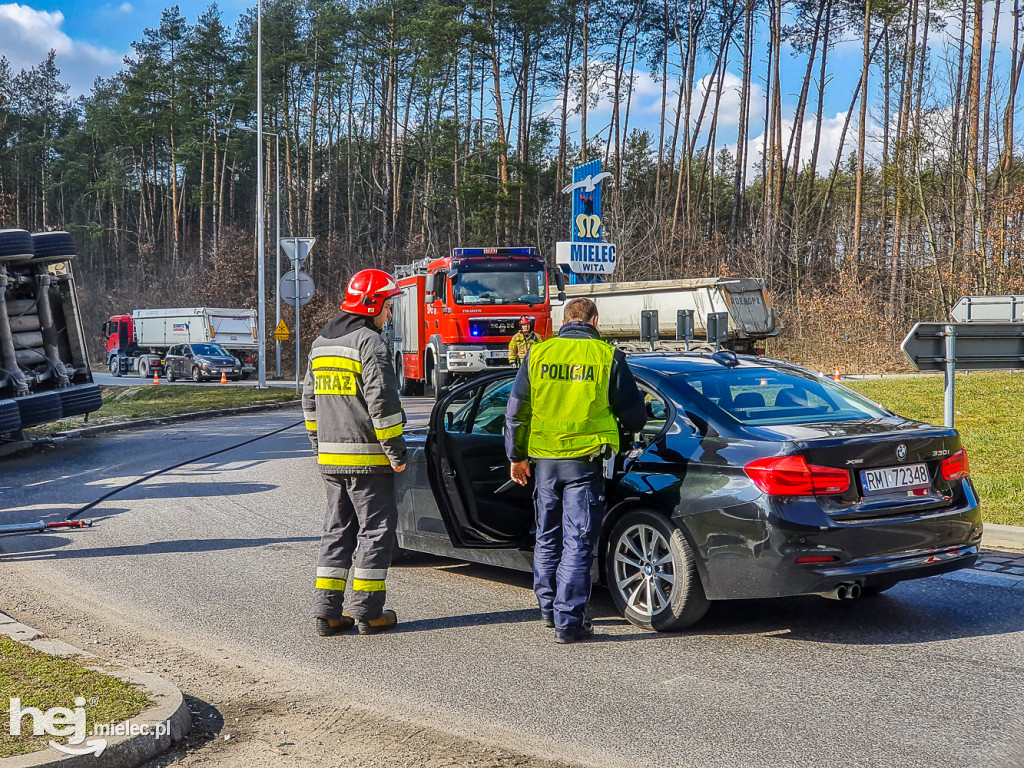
[451,270,547,306]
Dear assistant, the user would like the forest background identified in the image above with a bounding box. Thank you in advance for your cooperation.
[1,0,1022,372]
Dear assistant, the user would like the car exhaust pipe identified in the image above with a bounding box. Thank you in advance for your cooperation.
[819,582,861,600]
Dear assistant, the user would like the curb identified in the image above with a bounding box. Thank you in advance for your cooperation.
[0,613,191,768]
[984,524,1024,552]
[54,399,301,439]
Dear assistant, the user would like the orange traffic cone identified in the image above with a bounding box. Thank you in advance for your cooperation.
[833,366,841,382]
[151,368,160,385]
[220,370,228,385]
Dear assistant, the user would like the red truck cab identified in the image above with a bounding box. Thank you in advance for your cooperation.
[392,247,563,396]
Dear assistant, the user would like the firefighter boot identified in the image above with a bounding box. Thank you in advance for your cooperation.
[357,609,398,635]
[315,615,356,637]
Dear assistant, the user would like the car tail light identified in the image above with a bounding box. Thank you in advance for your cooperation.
[941,448,970,480]
[745,455,851,496]
[795,556,839,564]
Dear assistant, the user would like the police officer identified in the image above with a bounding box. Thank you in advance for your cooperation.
[508,315,541,367]
[504,298,646,644]
[303,269,406,637]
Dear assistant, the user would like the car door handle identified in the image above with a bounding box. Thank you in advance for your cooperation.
[490,464,505,472]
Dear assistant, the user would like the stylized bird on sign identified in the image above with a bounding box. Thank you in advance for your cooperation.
[561,172,613,194]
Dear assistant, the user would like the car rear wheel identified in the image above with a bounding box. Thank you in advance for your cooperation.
[166,366,175,382]
[605,509,709,632]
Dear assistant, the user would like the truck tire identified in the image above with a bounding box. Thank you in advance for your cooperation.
[431,364,449,400]
[108,356,121,378]
[15,392,63,429]
[59,384,102,418]
[0,399,22,433]
[0,229,34,261]
[31,231,76,262]
[138,361,148,379]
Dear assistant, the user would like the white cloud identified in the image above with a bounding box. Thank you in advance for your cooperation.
[0,3,122,95]
[118,2,134,13]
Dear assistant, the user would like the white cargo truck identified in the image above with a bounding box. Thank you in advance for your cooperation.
[103,307,259,378]
[550,277,781,353]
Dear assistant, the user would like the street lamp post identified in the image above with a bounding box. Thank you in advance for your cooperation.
[238,125,283,379]
[254,0,267,389]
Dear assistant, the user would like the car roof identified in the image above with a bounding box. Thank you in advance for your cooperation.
[624,352,817,378]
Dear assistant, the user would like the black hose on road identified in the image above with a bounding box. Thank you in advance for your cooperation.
[65,420,303,520]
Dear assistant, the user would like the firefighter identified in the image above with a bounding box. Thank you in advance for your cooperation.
[508,315,541,367]
[504,298,646,644]
[303,268,406,637]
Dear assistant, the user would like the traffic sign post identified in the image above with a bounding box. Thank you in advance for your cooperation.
[279,238,316,394]
[901,320,1024,427]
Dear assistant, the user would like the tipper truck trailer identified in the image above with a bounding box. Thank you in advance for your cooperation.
[550,277,781,353]
[102,307,259,379]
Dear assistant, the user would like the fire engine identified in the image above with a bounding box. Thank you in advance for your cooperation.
[391,247,565,397]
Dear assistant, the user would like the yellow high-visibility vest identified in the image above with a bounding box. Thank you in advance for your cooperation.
[527,336,619,458]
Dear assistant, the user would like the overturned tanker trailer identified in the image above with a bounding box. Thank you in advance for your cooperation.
[550,277,781,354]
[0,229,102,438]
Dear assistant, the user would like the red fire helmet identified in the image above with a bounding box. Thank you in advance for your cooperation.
[342,269,402,316]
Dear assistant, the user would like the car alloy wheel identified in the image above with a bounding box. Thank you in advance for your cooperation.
[192,367,202,382]
[166,365,175,382]
[614,523,675,618]
[604,509,709,632]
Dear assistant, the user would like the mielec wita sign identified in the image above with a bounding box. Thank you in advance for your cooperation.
[555,159,616,279]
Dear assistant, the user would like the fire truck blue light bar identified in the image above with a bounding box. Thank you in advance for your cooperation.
[452,247,537,256]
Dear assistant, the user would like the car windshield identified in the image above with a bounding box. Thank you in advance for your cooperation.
[451,270,547,306]
[192,344,229,356]
[671,367,891,426]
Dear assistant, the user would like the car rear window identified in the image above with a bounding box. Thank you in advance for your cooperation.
[672,368,890,425]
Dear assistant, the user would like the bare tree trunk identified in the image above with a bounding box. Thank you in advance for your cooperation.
[853,0,872,269]
[965,0,983,289]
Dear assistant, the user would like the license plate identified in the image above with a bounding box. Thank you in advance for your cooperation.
[488,350,508,359]
[860,463,931,494]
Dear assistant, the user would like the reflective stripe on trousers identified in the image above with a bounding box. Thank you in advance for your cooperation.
[313,472,397,621]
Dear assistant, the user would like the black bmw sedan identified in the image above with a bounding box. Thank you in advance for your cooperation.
[395,352,982,632]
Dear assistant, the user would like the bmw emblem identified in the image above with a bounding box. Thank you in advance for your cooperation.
[896,444,907,462]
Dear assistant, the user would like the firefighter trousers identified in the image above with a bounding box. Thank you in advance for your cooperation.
[313,473,397,621]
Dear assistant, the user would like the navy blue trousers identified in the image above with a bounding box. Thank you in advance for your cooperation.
[532,458,605,630]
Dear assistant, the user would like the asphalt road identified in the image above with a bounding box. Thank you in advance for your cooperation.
[2,405,1023,767]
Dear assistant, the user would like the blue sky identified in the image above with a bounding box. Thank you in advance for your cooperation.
[1,1,1016,175]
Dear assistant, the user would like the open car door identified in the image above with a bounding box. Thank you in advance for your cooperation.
[425,372,535,549]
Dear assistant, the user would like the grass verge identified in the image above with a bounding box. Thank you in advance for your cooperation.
[0,635,151,758]
[28,384,297,436]
[846,372,1024,527]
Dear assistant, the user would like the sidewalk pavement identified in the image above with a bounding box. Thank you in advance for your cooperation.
[0,612,190,768]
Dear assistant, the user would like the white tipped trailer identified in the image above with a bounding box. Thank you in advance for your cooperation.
[550,277,781,353]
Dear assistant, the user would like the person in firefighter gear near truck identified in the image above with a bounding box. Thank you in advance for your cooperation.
[508,315,541,367]
[303,268,407,637]
[504,298,646,644]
